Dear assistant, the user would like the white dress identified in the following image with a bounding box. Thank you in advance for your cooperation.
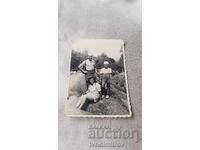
[87,83,101,99]
[76,83,101,109]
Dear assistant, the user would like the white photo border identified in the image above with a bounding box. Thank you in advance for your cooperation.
[65,39,132,118]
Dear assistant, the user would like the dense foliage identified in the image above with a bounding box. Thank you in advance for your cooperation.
[70,50,125,73]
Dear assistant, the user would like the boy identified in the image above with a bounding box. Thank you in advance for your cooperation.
[99,61,112,99]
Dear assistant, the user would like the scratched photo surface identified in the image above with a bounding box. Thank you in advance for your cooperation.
[66,39,132,117]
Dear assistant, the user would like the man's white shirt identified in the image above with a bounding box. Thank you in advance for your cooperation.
[79,59,95,71]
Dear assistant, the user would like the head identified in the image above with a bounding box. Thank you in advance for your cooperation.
[88,77,96,84]
[103,61,109,68]
[88,53,93,61]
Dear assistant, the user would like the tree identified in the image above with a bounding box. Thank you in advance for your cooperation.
[96,53,109,69]
[117,54,124,72]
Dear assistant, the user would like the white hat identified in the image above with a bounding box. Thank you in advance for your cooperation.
[104,61,109,65]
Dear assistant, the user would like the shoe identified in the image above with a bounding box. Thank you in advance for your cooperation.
[106,95,109,99]
[102,95,105,98]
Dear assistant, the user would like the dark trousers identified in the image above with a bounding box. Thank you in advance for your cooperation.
[85,70,95,89]
[101,77,110,96]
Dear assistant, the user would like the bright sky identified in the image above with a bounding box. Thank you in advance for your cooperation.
[71,39,124,61]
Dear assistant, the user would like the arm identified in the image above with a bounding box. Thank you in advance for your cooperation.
[78,61,87,74]
[95,68,98,74]
[99,91,102,99]
[84,90,89,95]
[110,69,114,76]
[97,84,102,97]
[94,62,98,73]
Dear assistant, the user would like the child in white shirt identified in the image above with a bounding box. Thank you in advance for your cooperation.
[99,61,112,99]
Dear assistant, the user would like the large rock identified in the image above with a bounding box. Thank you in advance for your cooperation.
[68,72,87,97]
[65,72,91,115]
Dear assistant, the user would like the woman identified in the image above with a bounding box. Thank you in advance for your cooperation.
[76,76,101,109]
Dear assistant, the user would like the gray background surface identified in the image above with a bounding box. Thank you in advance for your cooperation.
[59,0,142,149]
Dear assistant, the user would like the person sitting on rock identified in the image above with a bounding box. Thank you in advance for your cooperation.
[99,61,112,99]
[76,76,101,109]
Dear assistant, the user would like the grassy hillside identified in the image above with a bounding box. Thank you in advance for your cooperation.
[67,72,130,115]
[87,72,130,115]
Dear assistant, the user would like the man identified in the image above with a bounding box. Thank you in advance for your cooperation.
[99,61,112,99]
[78,53,97,88]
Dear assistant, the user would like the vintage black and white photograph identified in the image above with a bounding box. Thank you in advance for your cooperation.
[65,39,132,117]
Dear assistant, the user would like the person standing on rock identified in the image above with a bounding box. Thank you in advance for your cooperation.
[99,61,113,99]
[78,53,97,89]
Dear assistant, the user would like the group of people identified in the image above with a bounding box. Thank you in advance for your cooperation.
[76,53,113,109]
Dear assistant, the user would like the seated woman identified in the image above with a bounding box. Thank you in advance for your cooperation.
[76,76,101,109]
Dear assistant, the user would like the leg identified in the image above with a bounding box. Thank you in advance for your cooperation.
[76,95,87,109]
[105,78,110,98]
[76,93,98,109]
[106,81,111,96]
[85,74,89,89]
[101,78,106,97]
